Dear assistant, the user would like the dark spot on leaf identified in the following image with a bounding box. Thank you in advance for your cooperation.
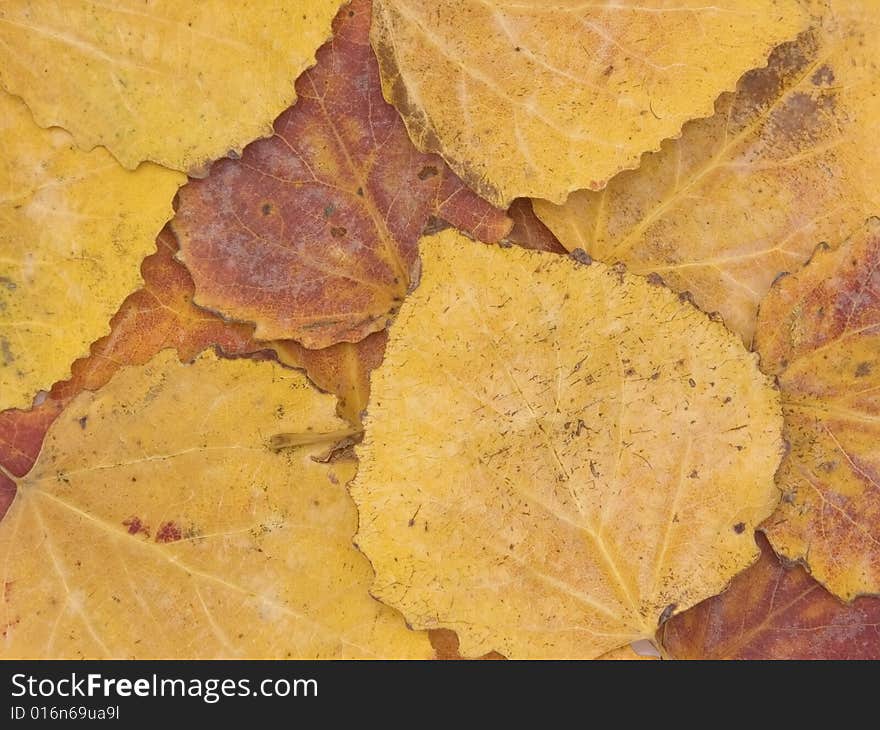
[855,362,872,377]
[261,203,272,216]
[811,64,835,86]
[0,337,14,365]
[330,226,347,238]
[155,521,182,543]
[417,165,438,180]
[122,516,149,537]
[569,248,592,265]
[77,416,88,429]
[733,522,746,534]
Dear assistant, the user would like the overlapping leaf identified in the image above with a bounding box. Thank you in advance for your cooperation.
[172,0,510,348]
[0,350,432,658]
[0,91,183,413]
[535,0,880,344]
[0,227,381,489]
[351,230,784,659]
[371,0,806,206]
[661,534,880,659]
[757,219,880,600]
[0,0,345,172]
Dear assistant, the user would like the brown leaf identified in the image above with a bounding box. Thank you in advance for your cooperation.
[505,199,566,254]
[661,534,880,659]
[172,0,511,348]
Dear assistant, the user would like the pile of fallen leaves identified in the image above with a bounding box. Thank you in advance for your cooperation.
[1,0,878,660]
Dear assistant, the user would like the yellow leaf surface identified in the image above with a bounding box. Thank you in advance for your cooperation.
[534,0,880,344]
[0,0,344,172]
[0,91,183,413]
[0,349,431,658]
[758,219,880,600]
[351,230,784,659]
[371,0,806,207]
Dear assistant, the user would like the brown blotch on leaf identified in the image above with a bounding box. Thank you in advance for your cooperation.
[122,516,150,537]
[155,521,182,544]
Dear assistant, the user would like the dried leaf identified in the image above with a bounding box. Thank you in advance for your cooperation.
[661,534,880,659]
[757,218,880,600]
[350,229,784,659]
[0,349,431,658]
[0,226,385,494]
[0,0,345,172]
[505,199,566,254]
[172,0,510,348]
[273,333,388,426]
[0,91,183,413]
[371,0,806,207]
[535,2,880,344]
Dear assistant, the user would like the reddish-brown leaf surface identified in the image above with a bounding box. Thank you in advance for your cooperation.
[505,199,566,254]
[171,0,511,349]
[661,534,880,659]
[757,218,880,600]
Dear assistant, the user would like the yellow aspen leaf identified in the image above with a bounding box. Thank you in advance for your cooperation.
[0,349,431,658]
[0,91,183,413]
[370,0,806,207]
[535,1,880,344]
[350,230,784,659]
[0,0,345,172]
[758,219,880,601]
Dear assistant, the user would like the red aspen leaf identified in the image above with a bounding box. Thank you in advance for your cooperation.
[757,218,880,600]
[505,199,566,255]
[171,0,511,349]
[661,534,880,659]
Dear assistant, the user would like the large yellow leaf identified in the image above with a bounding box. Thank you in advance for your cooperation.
[758,219,880,600]
[350,230,784,659]
[535,0,880,344]
[371,0,806,207]
[0,1,344,172]
[0,349,431,658]
[0,91,183,413]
